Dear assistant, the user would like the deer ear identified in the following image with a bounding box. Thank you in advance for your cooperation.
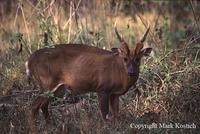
[111,47,129,60]
[134,47,152,61]
[140,48,152,56]
[111,48,119,54]
[111,45,130,57]
[111,47,124,55]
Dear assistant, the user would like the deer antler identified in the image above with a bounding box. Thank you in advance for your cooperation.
[114,22,130,56]
[140,21,150,43]
[114,22,123,42]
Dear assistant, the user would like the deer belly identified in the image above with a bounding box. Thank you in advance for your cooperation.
[62,76,96,95]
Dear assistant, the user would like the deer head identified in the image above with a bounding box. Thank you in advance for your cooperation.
[112,22,152,78]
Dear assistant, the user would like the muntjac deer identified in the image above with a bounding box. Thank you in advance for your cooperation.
[25,24,152,122]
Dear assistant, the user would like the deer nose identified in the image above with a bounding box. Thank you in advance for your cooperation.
[128,64,136,76]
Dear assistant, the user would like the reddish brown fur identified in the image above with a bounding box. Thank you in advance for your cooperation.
[27,25,151,123]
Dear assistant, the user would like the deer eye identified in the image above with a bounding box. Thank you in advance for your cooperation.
[134,58,140,63]
[124,57,128,62]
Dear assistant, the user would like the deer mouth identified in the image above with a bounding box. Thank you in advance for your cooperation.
[128,73,137,76]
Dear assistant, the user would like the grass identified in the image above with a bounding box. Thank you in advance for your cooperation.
[0,0,200,133]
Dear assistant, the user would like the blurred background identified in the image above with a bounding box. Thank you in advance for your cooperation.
[0,0,200,133]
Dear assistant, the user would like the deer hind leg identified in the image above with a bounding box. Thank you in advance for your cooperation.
[31,95,50,122]
[40,84,71,123]
[31,79,50,117]
[40,99,50,123]
[31,96,47,118]
[40,84,67,123]
[97,92,110,122]
[109,94,119,119]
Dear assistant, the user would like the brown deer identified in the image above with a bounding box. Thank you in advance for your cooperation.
[25,24,151,122]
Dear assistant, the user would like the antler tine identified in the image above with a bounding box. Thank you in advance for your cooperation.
[114,22,123,42]
[140,21,150,43]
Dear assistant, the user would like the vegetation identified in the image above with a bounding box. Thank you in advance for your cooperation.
[0,0,199,133]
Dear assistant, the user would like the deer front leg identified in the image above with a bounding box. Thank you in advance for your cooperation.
[109,94,119,119]
[97,92,110,122]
